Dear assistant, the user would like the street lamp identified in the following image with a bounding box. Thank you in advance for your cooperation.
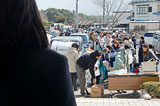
[76,0,79,30]
[103,0,106,26]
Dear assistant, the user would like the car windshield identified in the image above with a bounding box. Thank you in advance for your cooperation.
[71,35,88,44]
[50,31,56,35]
[71,40,80,45]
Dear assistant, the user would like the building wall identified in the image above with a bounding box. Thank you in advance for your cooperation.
[129,21,160,33]
[132,1,160,21]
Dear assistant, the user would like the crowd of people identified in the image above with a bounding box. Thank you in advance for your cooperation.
[1,0,159,105]
[66,29,159,96]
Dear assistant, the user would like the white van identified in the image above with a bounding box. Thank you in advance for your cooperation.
[51,41,76,56]
[153,31,160,54]
[50,36,83,56]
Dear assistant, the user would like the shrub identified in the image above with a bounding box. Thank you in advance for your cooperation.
[141,82,160,98]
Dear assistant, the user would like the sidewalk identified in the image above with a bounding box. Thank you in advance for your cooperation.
[75,88,160,106]
[76,98,160,106]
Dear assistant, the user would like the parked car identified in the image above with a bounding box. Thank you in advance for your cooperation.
[49,23,64,31]
[51,36,83,54]
[62,26,73,32]
[153,31,160,54]
[144,32,154,46]
[100,27,109,32]
[70,33,89,48]
[50,30,60,37]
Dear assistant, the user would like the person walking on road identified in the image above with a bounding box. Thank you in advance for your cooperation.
[0,0,77,106]
[67,43,80,91]
[76,50,102,96]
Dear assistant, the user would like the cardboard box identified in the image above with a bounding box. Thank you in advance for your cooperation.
[91,84,104,98]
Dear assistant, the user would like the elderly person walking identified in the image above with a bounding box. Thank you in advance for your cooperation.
[67,43,80,91]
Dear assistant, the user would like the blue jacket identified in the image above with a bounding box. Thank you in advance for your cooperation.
[105,49,116,67]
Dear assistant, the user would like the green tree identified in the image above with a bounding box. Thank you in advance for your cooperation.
[40,8,100,26]
[55,16,66,24]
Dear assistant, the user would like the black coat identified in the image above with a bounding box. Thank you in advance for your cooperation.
[143,51,157,62]
[76,53,97,79]
[2,48,77,106]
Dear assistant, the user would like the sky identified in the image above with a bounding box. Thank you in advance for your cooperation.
[36,0,102,15]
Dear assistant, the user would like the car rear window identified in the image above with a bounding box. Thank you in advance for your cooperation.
[71,35,88,43]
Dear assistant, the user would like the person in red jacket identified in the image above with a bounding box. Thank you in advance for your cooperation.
[132,63,140,73]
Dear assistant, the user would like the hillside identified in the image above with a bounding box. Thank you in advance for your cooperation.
[40,8,102,29]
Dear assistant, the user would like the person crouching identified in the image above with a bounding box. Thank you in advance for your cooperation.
[76,50,102,96]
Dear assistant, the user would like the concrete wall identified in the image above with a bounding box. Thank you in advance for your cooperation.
[129,21,160,32]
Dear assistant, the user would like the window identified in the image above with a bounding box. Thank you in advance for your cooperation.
[137,7,148,14]
[141,26,145,31]
[148,7,152,12]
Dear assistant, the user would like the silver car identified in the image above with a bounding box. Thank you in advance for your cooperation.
[71,33,89,48]
[153,31,160,54]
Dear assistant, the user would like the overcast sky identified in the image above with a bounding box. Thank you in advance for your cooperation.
[36,0,103,15]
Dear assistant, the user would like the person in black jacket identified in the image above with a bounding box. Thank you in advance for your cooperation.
[76,50,102,96]
[0,0,77,106]
[138,36,145,64]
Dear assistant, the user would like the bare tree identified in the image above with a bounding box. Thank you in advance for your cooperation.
[93,0,130,30]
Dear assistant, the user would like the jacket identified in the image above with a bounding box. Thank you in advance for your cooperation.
[143,51,158,62]
[114,50,129,70]
[125,49,133,65]
[3,48,77,106]
[105,49,116,67]
[67,47,79,73]
[76,53,97,79]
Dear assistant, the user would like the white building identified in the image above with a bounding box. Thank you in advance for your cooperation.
[130,0,160,21]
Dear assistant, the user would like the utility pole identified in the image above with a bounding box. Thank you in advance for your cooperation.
[103,0,106,27]
[76,0,79,30]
